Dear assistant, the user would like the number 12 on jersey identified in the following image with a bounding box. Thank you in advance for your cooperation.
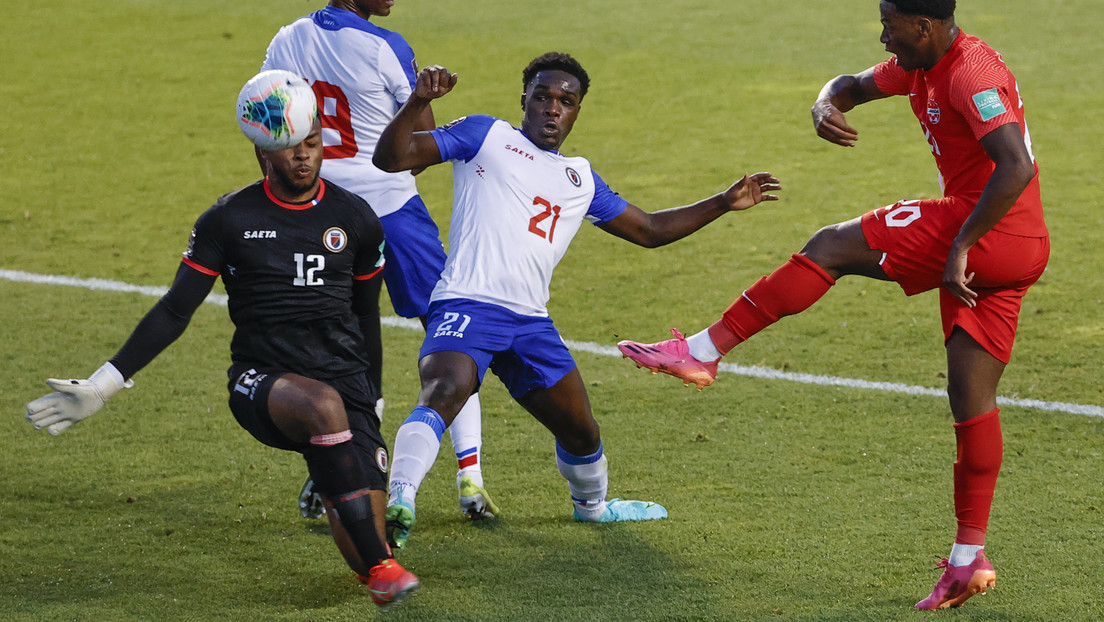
[293,253,325,286]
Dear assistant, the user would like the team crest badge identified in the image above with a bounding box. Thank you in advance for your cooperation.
[323,227,347,252]
[927,100,941,125]
[375,447,389,473]
[565,167,582,187]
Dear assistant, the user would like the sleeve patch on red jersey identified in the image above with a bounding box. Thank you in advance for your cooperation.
[971,88,1007,122]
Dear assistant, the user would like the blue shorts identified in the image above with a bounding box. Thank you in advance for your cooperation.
[379,195,447,318]
[420,299,577,399]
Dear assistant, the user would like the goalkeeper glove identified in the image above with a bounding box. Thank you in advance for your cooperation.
[26,363,133,435]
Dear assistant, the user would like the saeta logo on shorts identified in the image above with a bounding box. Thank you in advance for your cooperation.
[433,311,471,339]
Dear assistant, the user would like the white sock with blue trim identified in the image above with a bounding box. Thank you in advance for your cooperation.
[450,393,484,489]
[388,406,446,511]
[556,441,608,520]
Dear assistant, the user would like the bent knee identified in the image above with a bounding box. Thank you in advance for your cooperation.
[268,376,350,439]
[801,220,884,278]
[301,384,349,432]
[555,421,602,456]
[418,378,472,418]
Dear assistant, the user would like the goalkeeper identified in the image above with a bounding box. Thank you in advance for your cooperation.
[25,105,417,610]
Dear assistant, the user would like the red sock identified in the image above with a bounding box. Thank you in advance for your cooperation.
[953,408,1003,545]
[707,253,836,354]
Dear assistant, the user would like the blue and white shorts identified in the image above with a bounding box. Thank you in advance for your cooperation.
[420,298,577,399]
[379,194,447,318]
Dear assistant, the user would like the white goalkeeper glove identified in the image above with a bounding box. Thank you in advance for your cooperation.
[25,363,133,435]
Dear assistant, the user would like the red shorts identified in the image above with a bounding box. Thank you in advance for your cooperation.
[861,197,1049,363]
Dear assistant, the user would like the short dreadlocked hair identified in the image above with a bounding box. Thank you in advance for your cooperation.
[888,0,955,20]
[522,52,590,101]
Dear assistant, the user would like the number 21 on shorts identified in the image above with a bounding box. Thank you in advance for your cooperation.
[433,312,472,338]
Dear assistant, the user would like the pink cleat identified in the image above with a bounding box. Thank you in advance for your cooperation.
[915,550,997,610]
[617,328,718,390]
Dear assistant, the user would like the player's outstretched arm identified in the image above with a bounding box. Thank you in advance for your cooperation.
[374,65,457,173]
[599,172,780,248]
[811,68,888,147]
[26,364,132,435]
[25,264,215,435]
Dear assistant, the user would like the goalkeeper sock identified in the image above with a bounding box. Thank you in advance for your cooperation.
[708,253,836,354]
[303,431,389,565]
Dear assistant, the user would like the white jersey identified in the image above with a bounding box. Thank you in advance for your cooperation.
[261,6,418,217]
[428,116,628,317]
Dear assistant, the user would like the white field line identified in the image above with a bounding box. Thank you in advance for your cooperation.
[5,268,1101,418]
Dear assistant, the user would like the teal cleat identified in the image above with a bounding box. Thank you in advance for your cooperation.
[573,498,668,523]
[385,500,416,550]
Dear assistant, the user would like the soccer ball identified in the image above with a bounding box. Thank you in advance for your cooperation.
[236,70,317,150]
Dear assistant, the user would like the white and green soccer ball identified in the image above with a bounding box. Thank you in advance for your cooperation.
[236,70,317,150]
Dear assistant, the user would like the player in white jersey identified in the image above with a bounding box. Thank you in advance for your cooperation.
[260,0,494,521]
[372,52,781,549]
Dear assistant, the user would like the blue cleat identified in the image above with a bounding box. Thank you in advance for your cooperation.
[573,498,668,523]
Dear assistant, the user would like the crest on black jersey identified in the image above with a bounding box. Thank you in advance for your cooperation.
[324,227,347,252]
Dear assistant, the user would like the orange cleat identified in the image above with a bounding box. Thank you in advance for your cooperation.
[361,558,420,611]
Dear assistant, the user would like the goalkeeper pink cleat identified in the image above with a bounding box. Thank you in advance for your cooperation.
[617,328,718,390]
[915,550,997,610]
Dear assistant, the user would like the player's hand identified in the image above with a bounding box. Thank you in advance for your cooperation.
[943,247,978,308]
[25,364,130,435]
[812,100,859,147]
[412,65,458,101]
[724,172,781,211]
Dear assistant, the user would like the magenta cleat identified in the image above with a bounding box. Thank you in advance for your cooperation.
[915,550,997,610]
[617,328,718,390]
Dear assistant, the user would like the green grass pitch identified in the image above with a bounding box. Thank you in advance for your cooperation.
[2,1,1102,620]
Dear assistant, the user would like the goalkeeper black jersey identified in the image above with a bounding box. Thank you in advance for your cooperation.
[182,178,385,379]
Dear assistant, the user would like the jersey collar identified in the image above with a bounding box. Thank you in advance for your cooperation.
[264,177,326,210]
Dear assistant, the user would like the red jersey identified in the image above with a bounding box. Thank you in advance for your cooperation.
[873,30,1047,237]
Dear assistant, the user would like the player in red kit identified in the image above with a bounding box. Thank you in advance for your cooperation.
[617,0,1047,610]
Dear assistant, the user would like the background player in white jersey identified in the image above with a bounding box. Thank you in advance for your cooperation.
[372,52,781,549]
[261,0,494,520]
